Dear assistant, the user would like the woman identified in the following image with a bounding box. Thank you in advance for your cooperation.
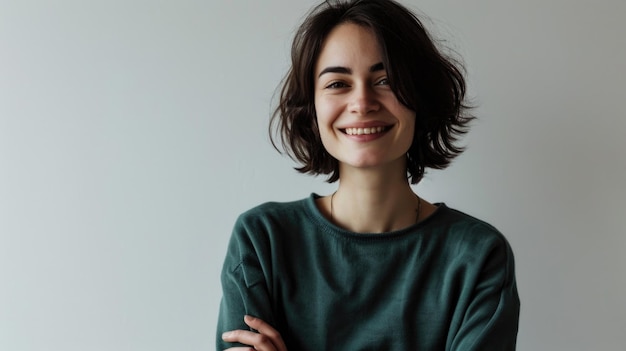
[217,0,520,350]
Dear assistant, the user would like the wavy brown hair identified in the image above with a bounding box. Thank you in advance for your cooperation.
[270,0,474,184]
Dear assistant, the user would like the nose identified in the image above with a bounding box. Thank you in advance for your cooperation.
[348,84,380,115]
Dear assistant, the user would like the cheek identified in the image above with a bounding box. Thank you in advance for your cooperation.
[400,113,417,149]
[315,115,333,148]
[313,109,335,152]
[314,96,342,124]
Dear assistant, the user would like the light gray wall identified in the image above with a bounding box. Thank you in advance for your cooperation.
[1,0,624,350]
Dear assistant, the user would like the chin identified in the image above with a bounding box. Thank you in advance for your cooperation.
[340,153,407,172]
[343,157,389,169]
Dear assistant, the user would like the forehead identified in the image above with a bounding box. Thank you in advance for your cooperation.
[315,23,383,73]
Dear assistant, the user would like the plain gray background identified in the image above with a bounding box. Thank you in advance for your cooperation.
[1,0,625,350]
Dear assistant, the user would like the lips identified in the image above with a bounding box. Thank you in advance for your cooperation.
[339,122,393,139]
[343,126,388,135]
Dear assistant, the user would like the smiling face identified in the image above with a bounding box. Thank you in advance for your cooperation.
[314,23,416,177]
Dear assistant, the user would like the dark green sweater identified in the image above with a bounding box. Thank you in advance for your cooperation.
[217,194,519,350]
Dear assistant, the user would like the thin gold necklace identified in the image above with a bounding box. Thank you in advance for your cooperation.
[330,192,422,224]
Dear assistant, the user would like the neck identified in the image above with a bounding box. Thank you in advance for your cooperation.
[329,165,421,233]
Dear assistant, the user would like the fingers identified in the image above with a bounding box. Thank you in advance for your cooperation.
[244,315,285,345]
[222,329,276,351]
[243,315,287,351]
[222,315,287,351]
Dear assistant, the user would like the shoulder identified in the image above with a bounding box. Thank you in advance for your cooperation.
[230,195,318,246]
[223,197,311,270]
[427,205,517,289]
[235,196,310,228]
[429,204,513,257]
[435,204,505,236]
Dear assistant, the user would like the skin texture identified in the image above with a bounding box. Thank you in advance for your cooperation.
[314,23,416,176]
[222,315,287,351]
[222,22,438,350]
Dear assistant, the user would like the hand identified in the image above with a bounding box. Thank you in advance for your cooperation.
[222,315,287,351]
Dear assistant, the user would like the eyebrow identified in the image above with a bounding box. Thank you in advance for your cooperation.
[317,62,385,78]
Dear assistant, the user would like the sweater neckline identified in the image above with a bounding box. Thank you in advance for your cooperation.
[304,193,446,240]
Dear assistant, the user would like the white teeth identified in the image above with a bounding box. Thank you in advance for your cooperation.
[345,127,386,135]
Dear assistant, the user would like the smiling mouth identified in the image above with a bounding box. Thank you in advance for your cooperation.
[342,126,391,135]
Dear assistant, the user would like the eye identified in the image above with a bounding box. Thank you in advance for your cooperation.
[325,81,349,89]
[375,78,389,86]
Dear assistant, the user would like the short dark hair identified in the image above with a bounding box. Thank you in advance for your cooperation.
[270,0,474,184]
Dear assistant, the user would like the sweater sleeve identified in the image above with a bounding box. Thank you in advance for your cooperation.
[215,216,276,350]
[448,233,520,351]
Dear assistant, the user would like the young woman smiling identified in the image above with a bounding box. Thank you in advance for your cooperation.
[217,1,519,350]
